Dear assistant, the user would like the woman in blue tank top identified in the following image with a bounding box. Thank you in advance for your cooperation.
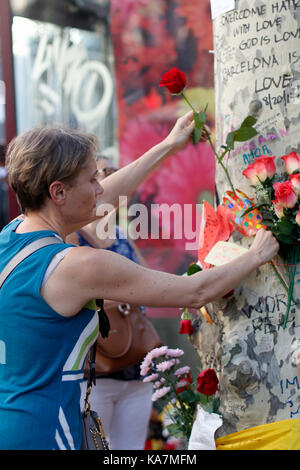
[67,156,155,450]
[0,117,278,450]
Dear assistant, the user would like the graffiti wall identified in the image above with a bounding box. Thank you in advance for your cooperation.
[110,0,216,316]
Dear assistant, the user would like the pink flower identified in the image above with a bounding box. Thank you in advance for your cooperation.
[156,359,176,372]
[152,386,171,402]
[174,366,191,377]
[149,346,168,360]
[142,373,159,383]
[290,173,300,195]
[141,347,168,375]
[242,162,259,185]
[272,199,284,219]
[166,348,184,358]
[255,155,276,179]
[296,206,300,226]
[153,381,162,389]
[281,151,300,174]
[140,361,151,376]
[273,181,298,208]
[242,156,276,184]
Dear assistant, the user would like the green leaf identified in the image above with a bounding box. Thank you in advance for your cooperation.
[179,388,198,404]
[276,233,296,244]
[166,423,186,438]
[193,111,207,144]
[187,263,202,275]
[234,126,258,142]
[277,217,295,236]
[225,115,258,149]
[262,220,275,228]
[225,131,235,150]
[212,397,220,413]
[240,116,257,128]
[241,203,267,217]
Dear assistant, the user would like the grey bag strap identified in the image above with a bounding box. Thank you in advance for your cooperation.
[0,236,63,289]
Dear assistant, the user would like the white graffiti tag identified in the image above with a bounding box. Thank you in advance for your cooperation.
[32,30,113,131]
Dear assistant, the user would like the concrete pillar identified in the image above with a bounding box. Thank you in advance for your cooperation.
[191,0,300,437]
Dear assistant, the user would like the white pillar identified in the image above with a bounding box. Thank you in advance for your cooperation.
[192,0,300,437]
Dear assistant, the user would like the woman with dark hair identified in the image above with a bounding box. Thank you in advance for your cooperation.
[0,112,278,450]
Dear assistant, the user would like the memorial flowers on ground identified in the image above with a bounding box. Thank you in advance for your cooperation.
[242,152,300,328]
[140,346,220,442]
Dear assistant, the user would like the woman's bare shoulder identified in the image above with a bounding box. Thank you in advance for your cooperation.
[41,245,106,316]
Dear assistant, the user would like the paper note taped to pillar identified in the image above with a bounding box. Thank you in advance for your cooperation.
[205,241,248,266]
[210,0,236,19]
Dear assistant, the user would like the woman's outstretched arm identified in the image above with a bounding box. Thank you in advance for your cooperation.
[42,229,279,317]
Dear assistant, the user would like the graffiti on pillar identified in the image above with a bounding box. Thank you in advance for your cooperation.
[213,0,300,193]
[188,0,300,442]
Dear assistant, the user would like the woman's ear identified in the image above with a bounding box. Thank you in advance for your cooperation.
[48,180,67,206]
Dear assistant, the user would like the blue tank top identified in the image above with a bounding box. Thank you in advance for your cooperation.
[0,220,99,450]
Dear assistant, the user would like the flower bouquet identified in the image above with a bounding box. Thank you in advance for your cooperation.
[242,152,300,327]
[140,346,220,444]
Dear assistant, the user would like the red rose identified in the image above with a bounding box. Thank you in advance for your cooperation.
[179,319,194,335]
[273,180,298,208]
[159,67,187,94]
[196,369,219,396]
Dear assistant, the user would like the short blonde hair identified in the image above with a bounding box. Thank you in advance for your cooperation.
[6,126,98,212]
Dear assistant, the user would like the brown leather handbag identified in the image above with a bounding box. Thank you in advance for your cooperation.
[92,300,162,376]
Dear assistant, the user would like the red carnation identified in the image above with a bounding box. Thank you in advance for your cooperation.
[159,67,187,94]
[196,369,219,396]
[176,372,192,394]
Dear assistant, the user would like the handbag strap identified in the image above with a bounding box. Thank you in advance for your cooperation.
[0,236,63,289]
